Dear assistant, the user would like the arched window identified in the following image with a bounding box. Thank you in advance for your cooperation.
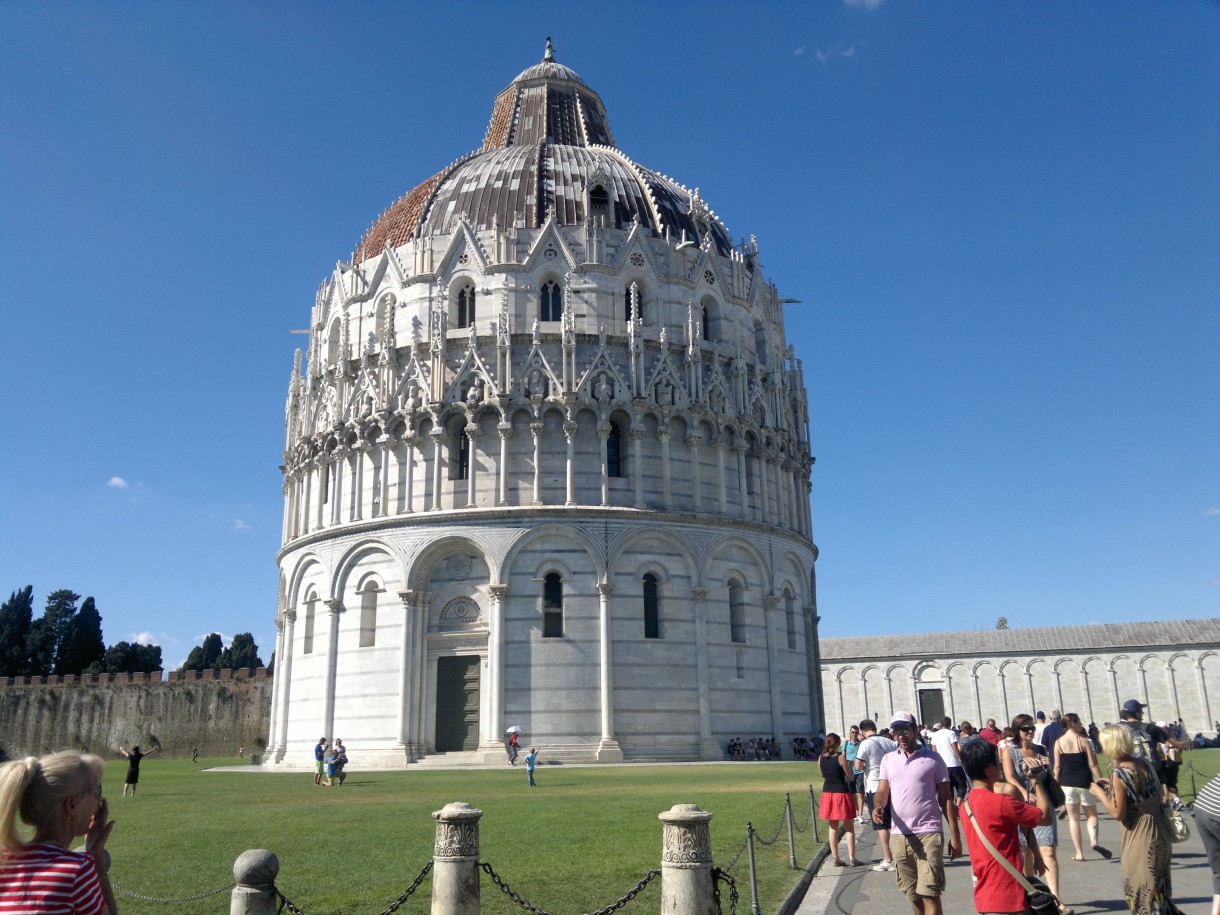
[303,593,317,654]
[624,283,643,322]
[540,281,562,322]
[643,573,660,639]
[753,318,766,360]
[590,184,609,222]
[542,572,564,638]
[728,579,745,644]
[607,421,624,478]
[701,304,711,341]
[360,582,379,648]
[457,284,476,328]
[784,588,796,650]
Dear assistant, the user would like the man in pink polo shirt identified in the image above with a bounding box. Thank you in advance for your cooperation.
[872,711,962,915]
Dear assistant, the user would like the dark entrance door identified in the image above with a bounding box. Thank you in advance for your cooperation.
[436,656,480,751]
[917,689,945,727]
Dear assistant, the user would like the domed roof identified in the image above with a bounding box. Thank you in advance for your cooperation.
[354,42,732,264]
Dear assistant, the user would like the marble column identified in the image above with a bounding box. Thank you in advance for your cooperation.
[396,590,419,761]
[658,428,673,509]
[274,610,296,763]
[630,428,645,508]
[266,614,285,756]
[687,433,703,513]
[465,426,480,508]
[805,608,825,733]
[713,436,728,516]
[596,581,623,761]
[691,588,718,759]
[530,421,544,505]
[497,423,511,506]
[323,599,343,741]
[597,424,610,506]
[400,433,417,514]
[763,595,784,743]
[430,430,445,511]
[564,420,577,506]
[734,444,749,518]
[481,585,508,762]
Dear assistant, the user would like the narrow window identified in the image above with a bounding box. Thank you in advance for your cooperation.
[360,584,378,648]
[543,572,563,638]
[701,305,711,341]
[450,427,470,480]
[590,184,609,222]
[729,579,745,644]
[735,649,745,679]
[607,421,624,478]
[624,283,642,322]
[784,589,796,650]
[643,573,660,639]
[457,284,476,328]
[541,281,562,322]
[303,596,316,654]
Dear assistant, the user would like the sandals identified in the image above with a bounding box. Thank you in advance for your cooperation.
[832,858,846,867]
[1091,844,1113,859]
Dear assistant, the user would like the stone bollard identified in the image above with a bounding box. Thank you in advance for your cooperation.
[659,804,716,915]
[231,849,279,915]
[432,802,482,915]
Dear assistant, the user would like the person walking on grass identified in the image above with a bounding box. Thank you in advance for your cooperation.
[1053,713,1110,861]
[873,711,961,915]
[117,745,155,798]
[313,737,327,786]
[525,748,539,787]
[819,733,861,866]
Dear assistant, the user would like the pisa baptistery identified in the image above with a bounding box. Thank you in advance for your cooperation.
[266,43,822,767]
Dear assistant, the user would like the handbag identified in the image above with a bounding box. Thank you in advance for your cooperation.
[1036,768,1066,809]
[1166,803,1190,843]
[964,798,1061,914]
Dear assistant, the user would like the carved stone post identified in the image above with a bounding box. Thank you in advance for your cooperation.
[230,849,278,915]
[658,804,715,915]
[432,803,482,915]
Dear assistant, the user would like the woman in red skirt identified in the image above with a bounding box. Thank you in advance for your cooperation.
[819,732,861,866]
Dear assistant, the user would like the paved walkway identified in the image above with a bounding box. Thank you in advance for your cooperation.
[796,807,1216,914]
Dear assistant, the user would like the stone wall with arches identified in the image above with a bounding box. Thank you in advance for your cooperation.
[819,619,1220,736]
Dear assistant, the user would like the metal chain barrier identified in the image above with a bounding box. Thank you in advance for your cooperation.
[753,804,788,846]
[585,868,660,915]
[275,859,433,915]
[480,861,554,915]
[112,880,236,904]
[711,867,738,915]
[720,836,749,874]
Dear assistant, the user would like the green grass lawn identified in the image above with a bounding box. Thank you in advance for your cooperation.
[98,758,830,915]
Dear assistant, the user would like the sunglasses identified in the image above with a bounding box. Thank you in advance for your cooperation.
[1019,726,1036,733]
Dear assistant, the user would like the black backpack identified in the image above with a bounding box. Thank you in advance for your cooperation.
[1120,720,1163,779]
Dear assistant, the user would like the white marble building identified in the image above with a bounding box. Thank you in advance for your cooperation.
[265,45,820,768]
[820,618,1220,737]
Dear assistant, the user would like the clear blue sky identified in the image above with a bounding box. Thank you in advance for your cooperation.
[1,1,1216,667]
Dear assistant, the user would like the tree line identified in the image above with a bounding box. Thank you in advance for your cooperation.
[0,586,266,677]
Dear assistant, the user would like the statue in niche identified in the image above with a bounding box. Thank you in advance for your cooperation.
[594,373,612,403]
[405,381,422,413]
[529,369,544,398]
[655,375,673,407]
[466,380,483,407]
[361,393,374,418]
[708,386,725,414]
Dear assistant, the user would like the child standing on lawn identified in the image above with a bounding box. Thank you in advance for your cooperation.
[525,748,538,787]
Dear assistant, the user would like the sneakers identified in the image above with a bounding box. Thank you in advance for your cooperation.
[855,815,866,824]
[871,860,895,872]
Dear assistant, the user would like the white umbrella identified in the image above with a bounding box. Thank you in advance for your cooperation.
[505,726,523,734]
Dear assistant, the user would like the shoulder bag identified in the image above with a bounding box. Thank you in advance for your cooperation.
[1165,803,1190,843]
[963,798,1060,915]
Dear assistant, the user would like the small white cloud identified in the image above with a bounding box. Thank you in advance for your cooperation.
[844,0,885,10]
[794,46,807,57]
[131,631,156,646]
[106,476,128,489]
[233,520,252,533]
[1204,507,1220,516]
[815,43,856,62]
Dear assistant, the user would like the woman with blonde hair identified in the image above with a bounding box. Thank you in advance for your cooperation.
[1053,712,1110,861]
[1090,724,1179,914]
[0,751,117,914]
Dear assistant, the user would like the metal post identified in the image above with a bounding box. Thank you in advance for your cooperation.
[432,802,482,915]
[230,850,279,915]
[745,821,761,915]
[809,785,819,842]
[659,804,716,915]
[785,793,796,868]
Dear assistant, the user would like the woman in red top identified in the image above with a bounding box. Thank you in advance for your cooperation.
[0,751,117,915]
[818,733,861,866]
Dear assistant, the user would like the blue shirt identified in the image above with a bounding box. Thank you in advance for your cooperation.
[525,752,538,771]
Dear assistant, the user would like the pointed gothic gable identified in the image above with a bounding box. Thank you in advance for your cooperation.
[436,217,490,277]
[702,357,733,415]
[390,353,431,413]
[442,345,501,404]
[609,223,663,278]
[691,247,728,300]
[343,362,383,420]
[644,347,690,408]
[521,217,579,271]
[511,341,562,399]
[574,344,632,404]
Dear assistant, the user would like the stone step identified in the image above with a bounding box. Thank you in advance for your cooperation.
[410,751,488,768]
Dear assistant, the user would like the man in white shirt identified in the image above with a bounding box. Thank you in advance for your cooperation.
[1032,710,1048,746]
[929,717,968,802]
[855,718,899,871]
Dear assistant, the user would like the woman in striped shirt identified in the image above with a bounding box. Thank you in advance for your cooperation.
[0,751,117,915]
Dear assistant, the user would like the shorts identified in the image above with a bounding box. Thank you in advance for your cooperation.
[853,771,865,793]
[947,767,969,800]
[1197,807,1220,895]
[865,792,892,830]
[892,832,945,901]
[316,760,324,775]
[1061,785,1096,808]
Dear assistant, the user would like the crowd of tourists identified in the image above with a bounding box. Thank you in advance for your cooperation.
[727,736,783,760]
[814,700,1219,915]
